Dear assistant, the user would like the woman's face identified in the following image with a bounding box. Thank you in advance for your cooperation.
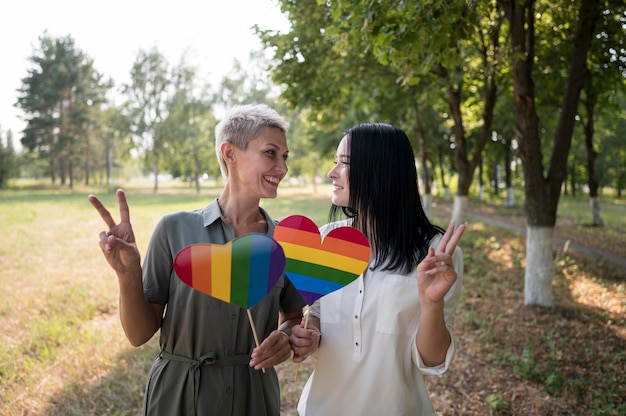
[327,135,350,207]
[229,126,289,199]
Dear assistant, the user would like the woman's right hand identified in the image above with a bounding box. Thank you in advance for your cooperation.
[290,315,321,363]
[88,189,141,275]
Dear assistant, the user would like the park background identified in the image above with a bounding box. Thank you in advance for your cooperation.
[1,0,625,415]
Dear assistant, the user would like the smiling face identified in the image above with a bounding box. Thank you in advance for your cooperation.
[227,126,289,199]
[327,135,350,207]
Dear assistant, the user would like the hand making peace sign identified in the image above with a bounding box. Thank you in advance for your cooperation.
[88,189,141,276]
[417,223,466,304]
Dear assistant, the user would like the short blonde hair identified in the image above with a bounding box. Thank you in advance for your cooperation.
[215,103,290,178]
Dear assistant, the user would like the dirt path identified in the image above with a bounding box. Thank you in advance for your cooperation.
[467,211,626,270]
[430,199,626,271]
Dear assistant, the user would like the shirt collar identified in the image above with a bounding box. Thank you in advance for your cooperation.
[201,199,276,234]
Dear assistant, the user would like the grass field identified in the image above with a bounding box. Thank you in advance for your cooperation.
[0,180,624,415]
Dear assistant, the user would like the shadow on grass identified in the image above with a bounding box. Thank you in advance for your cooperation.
[42,342,157,416]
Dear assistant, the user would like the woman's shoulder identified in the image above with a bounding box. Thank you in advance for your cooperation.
[162,208,204,222]
[157,201,218,230]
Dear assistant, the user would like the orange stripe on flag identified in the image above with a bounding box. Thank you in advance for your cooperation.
[274,228,321,250]
[191,245,213,295]
[323,236,371,260]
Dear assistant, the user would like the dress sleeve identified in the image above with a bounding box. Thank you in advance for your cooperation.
[280,274,307,314]
[143,216,173,305]
[412,244,464,375]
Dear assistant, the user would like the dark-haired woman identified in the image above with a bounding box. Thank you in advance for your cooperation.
[292,123,466,415]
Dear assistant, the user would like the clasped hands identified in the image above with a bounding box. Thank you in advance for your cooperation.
[249,324,321,370]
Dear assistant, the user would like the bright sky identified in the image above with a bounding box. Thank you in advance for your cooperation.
[0,0,290,139]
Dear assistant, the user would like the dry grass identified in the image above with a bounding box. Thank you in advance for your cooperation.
[0,185,624,415]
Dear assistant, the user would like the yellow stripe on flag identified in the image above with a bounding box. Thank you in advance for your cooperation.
[211,244,232,301]
[280,242,368,275]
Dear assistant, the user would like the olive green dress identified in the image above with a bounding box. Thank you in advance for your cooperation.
[141,200,305,415]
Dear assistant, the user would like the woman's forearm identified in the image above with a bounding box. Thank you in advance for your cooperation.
[415,300,451,366]
[117,268,163,347]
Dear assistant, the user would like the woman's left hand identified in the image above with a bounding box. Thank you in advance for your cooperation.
[249,329,293,370]
[417,223,466,304]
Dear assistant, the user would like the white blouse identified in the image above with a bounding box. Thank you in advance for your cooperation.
[297,221,464,416]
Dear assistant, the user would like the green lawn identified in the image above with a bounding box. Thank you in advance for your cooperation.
[0,181,623,415]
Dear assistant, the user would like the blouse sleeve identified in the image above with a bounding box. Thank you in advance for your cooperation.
[412,244,464,375]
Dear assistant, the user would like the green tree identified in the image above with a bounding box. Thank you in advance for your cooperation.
[316,1,506,225]
[0,128,17,188]
[260,0,453,207]
[122,47,172,193]
[497,0,611,306]
[215,53,324,186]
[596,89,626,197]
[91,105,133,192]
[261,1,507,224]
[161,60,217,192]
[258,1,414,150]
[16,33,109,187]
[578,5,626,224]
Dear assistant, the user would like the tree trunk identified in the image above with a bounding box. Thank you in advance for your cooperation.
[194,151,201,194]
[59,155,67,186]
[437,64,472,223]
[505,137,515,207]
[570,162,576,197]
[589,197,604,226]
[414,106,432,219]
[107,144,114,194]
[437,144,450,202]
[153,158,159,193]
[525,226,554,307]
[478,158,485,201]
[422,193,432,220]
[451,195,469,227]
[583,76,604,226]
[499,0,599,307]
[492,161,499,196]
[152,143,159,193]
[84,133,91,186]
[69,160,74,190]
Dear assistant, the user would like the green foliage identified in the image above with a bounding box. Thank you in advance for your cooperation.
[10,1,626,205]
[160,61,218,191]
[486,393,508,410]
[0,130,18,188]
[15,32,110,188]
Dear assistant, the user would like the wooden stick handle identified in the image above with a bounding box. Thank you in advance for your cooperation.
[293,306,311,381]
[247,309,266,373]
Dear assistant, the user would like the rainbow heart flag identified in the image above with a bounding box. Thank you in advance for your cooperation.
[274,215,370,305]
[173,233,286,309]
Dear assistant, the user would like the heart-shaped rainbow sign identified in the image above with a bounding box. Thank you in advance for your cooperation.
[274,215,370,305]
[173,233,286,309]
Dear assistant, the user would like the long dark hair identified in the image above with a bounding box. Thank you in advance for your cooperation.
[329,123,444,274]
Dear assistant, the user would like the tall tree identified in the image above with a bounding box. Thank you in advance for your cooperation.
[596,88,626,197]
[0,128,17,188]
[161,60,217,192]
[498,0,604,306]
[16,33,108,186]
[93,106,133,192]
[260,0,448,205]
[122,47,171,192]
[578,3,626,225]
[319,1,505,226]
